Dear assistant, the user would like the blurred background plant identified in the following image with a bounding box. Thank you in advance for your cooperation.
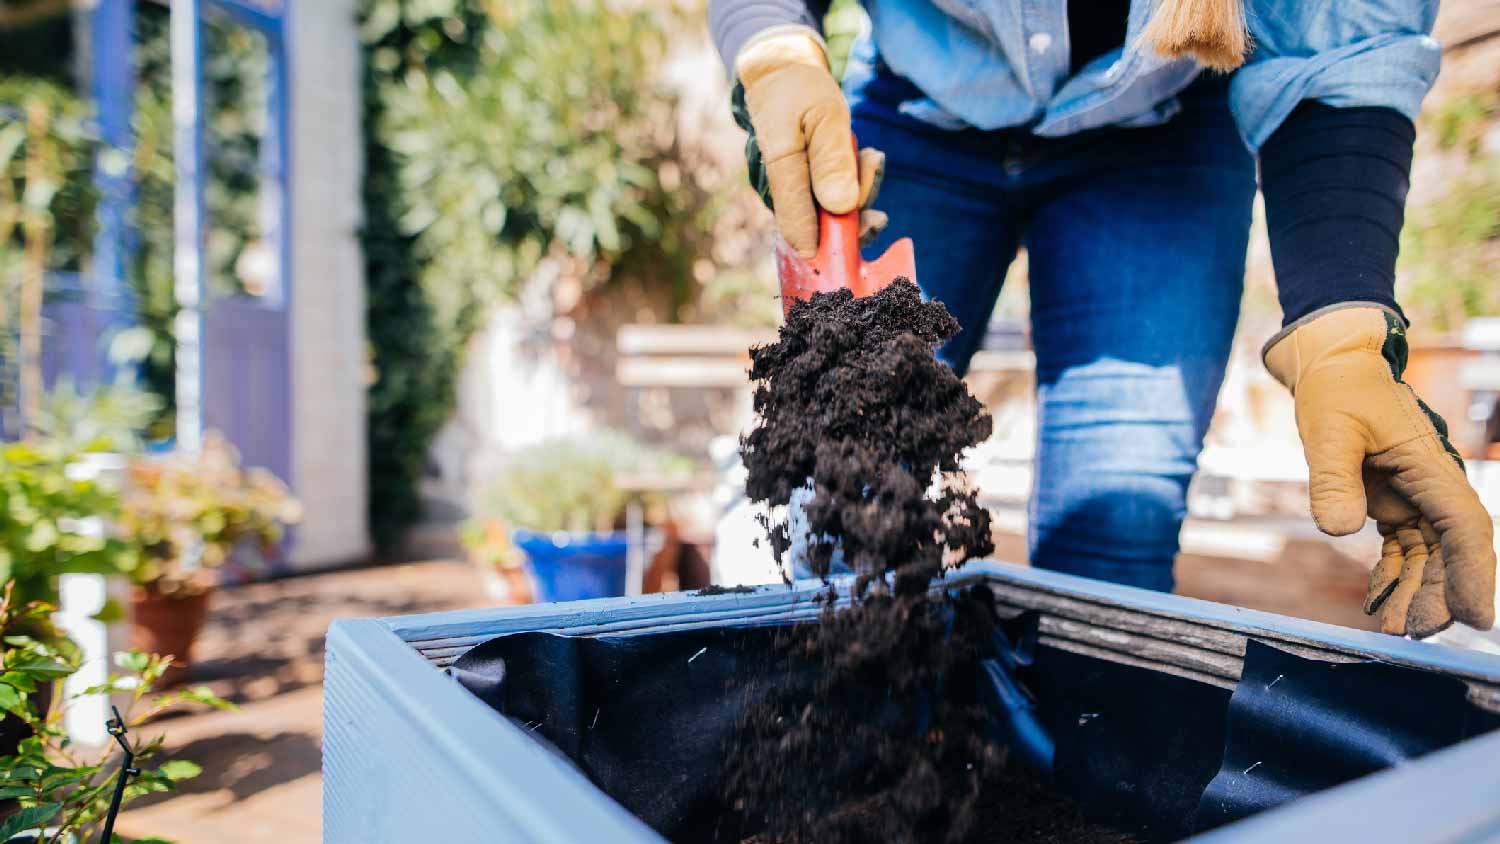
[469,431,693,536]
[119,431,301,598]
[1399,86,1500,331]
[0,77,98,437]
[359,0,766,549]
[29,378,162,456]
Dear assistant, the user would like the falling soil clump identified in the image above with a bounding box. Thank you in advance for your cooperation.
[725,281,1006,843]
[740,280,994,595]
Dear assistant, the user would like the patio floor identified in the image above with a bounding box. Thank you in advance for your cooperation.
[115,558,490,844]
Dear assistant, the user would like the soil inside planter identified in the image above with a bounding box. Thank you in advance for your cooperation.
[719,591,1140,844]
[738,756,1139,844]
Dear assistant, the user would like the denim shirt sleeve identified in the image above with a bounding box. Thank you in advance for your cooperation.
[1230,0,1441,151]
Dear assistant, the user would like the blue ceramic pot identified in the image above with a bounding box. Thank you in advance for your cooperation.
[511,529,630,602]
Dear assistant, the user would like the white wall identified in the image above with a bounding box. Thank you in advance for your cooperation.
[288,0,370,568]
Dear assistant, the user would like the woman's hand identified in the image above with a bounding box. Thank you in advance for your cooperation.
[1265,305,1497,637]
[733,26,885,257]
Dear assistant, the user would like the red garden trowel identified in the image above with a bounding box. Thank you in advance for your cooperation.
[774,159,915,316]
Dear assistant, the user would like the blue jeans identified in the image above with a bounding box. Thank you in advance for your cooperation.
[853,75,1257,593]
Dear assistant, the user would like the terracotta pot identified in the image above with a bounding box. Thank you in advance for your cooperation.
[130,585,213,687]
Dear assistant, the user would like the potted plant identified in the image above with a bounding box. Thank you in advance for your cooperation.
[467,432,690,603]
[118,432,300,684]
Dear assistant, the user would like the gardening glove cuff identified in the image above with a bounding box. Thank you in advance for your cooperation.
[1264,303,1497,637]
[730,26,884,257]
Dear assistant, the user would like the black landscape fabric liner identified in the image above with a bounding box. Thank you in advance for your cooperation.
[449,603,1500,842]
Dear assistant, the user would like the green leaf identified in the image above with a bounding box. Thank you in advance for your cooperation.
[0,786,33,799]
[0,683,26,716]
[3,767,40,781]
[7,659,73,678]
[174,686,235,710]
[114,651,150,674]
[156,759,202,781]
[0,802,62,843]
[1,672,37,693]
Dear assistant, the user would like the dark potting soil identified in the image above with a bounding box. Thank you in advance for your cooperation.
[967,763,1143,844]
[725,281,1018,844]
[740,280,993,596]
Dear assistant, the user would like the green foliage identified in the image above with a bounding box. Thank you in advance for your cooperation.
[1399,88,1500,330]
[360,0,713,548]
[471,432,692,535]
[0,587,233,844]
[0,77,96,276]
[0,440,138,628]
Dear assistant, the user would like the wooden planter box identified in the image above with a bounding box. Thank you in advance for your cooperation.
[323,562,1500,843]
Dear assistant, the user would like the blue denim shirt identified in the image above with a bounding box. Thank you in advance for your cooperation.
[711,0,1442,151]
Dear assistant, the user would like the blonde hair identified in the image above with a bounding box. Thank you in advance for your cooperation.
[1140,0,1249,72]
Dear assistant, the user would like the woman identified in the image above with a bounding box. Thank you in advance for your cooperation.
[709,0,1496,637]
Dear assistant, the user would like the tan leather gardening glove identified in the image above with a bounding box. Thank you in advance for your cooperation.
[1265,305,1497,638]
[732,26,886,257]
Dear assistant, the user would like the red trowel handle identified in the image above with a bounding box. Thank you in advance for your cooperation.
[776,138,916,317]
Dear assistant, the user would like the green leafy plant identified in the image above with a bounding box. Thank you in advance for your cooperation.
[0,583,233,844]
[118,432,301,597]
[0,440,138,640]
[470,431,692,535]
